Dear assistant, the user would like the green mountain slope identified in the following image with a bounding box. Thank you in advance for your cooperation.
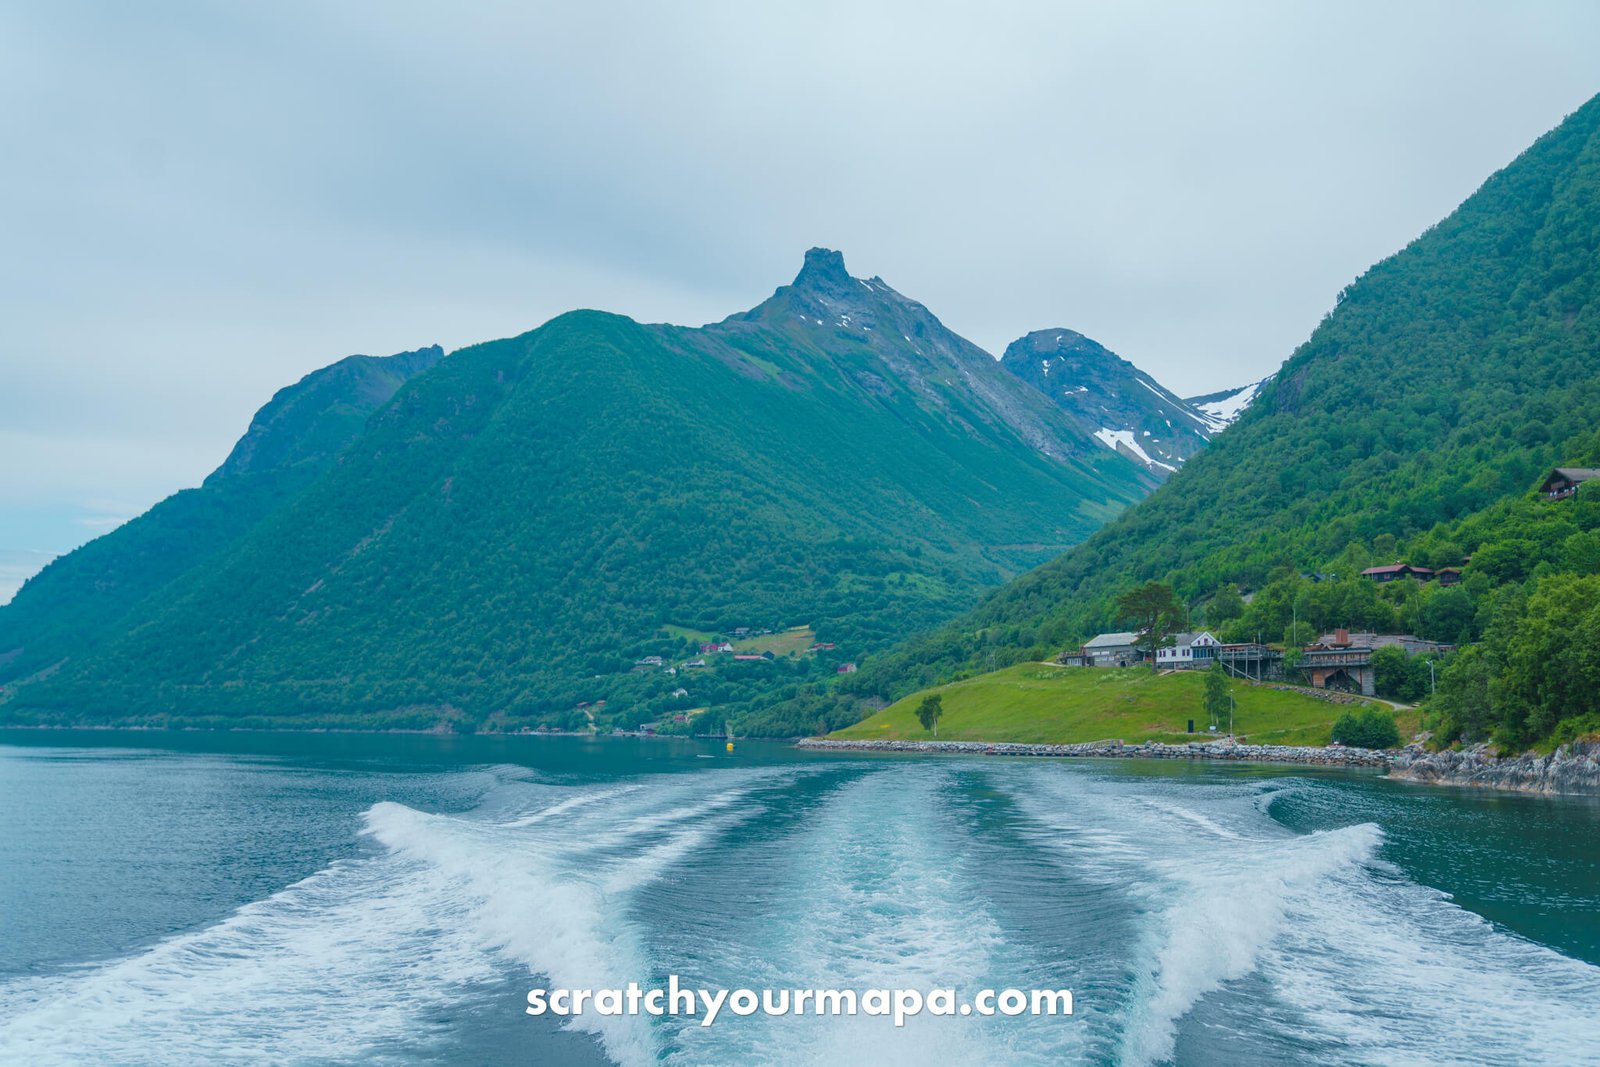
[0,346,442,685]
[836,93,1600,732]
[2,251,1146,727]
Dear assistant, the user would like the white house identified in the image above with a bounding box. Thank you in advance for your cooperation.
[1156,631,1221,669]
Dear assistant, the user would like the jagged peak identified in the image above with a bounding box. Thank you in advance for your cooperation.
[794,246,851,288]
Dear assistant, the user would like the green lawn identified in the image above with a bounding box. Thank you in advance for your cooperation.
[831,664,1414,747]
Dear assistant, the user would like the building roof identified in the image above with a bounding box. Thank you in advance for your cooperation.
[1549,467,1600,482]
[1314,632,1445,651]
[1166,631,1218,646]
[1083,631,1139,648]
[1361,564,1411,576]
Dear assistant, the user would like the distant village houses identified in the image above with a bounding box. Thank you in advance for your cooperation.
[1360,563,1432,583]
[836,662,857,674]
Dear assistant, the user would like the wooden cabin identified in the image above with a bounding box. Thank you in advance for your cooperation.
[1540,467,1600,500]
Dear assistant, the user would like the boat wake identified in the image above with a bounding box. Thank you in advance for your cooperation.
[2,758,1596,1066]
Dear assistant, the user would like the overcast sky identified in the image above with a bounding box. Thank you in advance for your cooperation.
[3,1,1598,601]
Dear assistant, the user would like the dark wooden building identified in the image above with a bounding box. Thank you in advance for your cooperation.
[1301,629,1376,696]
[1360,563,1432,583]
[1540,467,1600,500]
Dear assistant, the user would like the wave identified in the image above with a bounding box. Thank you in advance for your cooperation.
[995,764,1600,1066]
[4,756,1596,1067]
[0,766,801,1067]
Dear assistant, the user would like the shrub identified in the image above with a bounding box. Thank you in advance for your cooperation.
[1331,707,1402,749]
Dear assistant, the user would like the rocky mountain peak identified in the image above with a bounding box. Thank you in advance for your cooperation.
[1000,328,1211,477]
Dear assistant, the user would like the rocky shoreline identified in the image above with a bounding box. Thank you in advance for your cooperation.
[800,736,1600,795]
[796,737,1393,768]
[1388,740,1600,795]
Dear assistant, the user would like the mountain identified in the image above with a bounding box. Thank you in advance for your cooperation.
[0,346,443,686]
[999,328,1215,475]
[0,250,1145,728]
[828,92,1600,744]
[1185,376,1273,431]
[210,347,445,481]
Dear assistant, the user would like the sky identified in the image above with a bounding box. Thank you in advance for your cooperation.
[3,1,1599,602]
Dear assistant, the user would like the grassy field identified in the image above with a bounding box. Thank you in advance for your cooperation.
[662,623,817,657]
[733,626,816,657]
[831,664,1418,747]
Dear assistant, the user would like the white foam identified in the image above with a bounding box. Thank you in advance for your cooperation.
[0,768,798,1067]
[995,766,1600,1067]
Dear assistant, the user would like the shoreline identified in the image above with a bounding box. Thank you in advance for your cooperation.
[801,737,1600,795]
[796,737,1393,768]
[1388,740,1600,796]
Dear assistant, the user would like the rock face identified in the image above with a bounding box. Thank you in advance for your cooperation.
[999,329,1212,477]
[797,737,1392,768]
[733,251,1143,472]
[1389,741,1600,795]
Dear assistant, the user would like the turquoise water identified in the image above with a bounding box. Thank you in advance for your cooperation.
[1,730,1596,1065]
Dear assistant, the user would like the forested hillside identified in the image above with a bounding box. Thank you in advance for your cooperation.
[813,93,1600,748]
[1,251,1147,728]
[0,347,443,686]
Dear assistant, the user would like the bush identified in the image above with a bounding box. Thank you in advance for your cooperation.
[1331,707,1402,749]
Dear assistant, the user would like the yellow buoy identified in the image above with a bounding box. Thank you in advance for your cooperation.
[726,742,734,753]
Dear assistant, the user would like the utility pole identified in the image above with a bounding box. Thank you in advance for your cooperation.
[1426,660,1436,695]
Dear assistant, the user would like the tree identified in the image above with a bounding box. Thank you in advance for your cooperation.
[1331,707,1401,749]
[1116,580,1184,673]
[1207,584,1245,627]
[916,693,944,737]
[1371,646,1427,703]
[1202,663,1230,733]
[1434,644,1495,744]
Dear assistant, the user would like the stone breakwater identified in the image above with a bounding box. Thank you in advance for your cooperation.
[796,737,1392,768]
[1389,740,1600,795]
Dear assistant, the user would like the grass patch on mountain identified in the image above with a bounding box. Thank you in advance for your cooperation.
[830,664,1409,747]
[732,626,816,657]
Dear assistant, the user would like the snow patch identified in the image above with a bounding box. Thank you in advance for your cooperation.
[1193,380,1265,430]
[1135,378,1175,404]
[1094,427,1177,472]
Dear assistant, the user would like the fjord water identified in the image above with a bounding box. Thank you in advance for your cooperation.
[1,732,1596,1066]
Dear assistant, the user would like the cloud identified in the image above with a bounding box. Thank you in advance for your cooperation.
[3,0,1598,566]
